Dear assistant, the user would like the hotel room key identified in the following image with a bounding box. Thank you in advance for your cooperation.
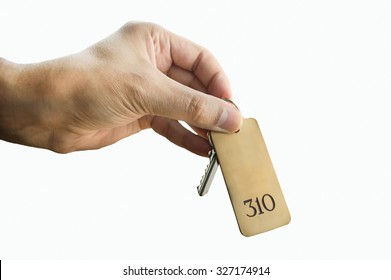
[197,118,290,237]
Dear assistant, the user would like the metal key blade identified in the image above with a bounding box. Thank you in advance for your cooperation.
[197,149,219,196]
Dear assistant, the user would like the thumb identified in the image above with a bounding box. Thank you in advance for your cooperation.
[148,74,242,133]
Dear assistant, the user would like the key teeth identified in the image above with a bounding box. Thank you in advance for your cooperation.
[198,174,205,187]
[197,148,219,196]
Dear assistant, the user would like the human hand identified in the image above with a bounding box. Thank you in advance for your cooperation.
[0,22,242,156]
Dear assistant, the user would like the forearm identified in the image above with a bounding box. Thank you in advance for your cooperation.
[0,54,101,151]
[0,58,23,143]
[0,58,55,147]
[0,58,20,99]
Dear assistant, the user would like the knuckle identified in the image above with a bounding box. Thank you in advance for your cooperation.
[120,21,163,36]
[120,21,138,33]
[123,72,151,114]
[187,95,207,124]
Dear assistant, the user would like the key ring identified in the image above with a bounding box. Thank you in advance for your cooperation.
[222,98,240,111]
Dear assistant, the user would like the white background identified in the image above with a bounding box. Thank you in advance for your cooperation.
[0,0,390,260]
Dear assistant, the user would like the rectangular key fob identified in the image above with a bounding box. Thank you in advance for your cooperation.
[210,118,290,236]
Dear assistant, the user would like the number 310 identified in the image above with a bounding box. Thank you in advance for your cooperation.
[243,194,275,217]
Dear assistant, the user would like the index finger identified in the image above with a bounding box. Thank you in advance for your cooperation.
[168,32,232,99]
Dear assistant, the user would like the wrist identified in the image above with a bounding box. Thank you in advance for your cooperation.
[0,58,20,96]
[0,58,24,142]
[0,56,86,150]
[0,58,58,147]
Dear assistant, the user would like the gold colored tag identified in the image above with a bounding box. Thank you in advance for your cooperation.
[210,118,290,237]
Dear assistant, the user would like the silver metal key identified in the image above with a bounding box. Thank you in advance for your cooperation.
[197,148,219,196]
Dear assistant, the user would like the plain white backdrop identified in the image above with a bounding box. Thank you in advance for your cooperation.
[0,0,390,259]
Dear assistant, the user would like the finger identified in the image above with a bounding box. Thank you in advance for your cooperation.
[167,65,207,93]
[165,66,223,138]
[148,71,242,133]
[150,116,211,157]
[168,32,232,99]
[189,125,208,139]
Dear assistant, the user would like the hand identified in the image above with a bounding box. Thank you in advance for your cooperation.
[0,22,242,156]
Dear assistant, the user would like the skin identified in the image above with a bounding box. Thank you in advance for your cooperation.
[0,22,242,156]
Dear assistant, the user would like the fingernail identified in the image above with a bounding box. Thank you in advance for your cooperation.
[217,107,243,132]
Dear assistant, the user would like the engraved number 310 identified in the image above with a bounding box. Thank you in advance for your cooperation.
[244,194,276,217]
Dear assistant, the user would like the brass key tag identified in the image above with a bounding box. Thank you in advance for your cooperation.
[210,118,290,237]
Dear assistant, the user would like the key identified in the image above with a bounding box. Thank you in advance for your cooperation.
[197,146,219,196]
[210,118,291,237]
[196,98,235,196]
